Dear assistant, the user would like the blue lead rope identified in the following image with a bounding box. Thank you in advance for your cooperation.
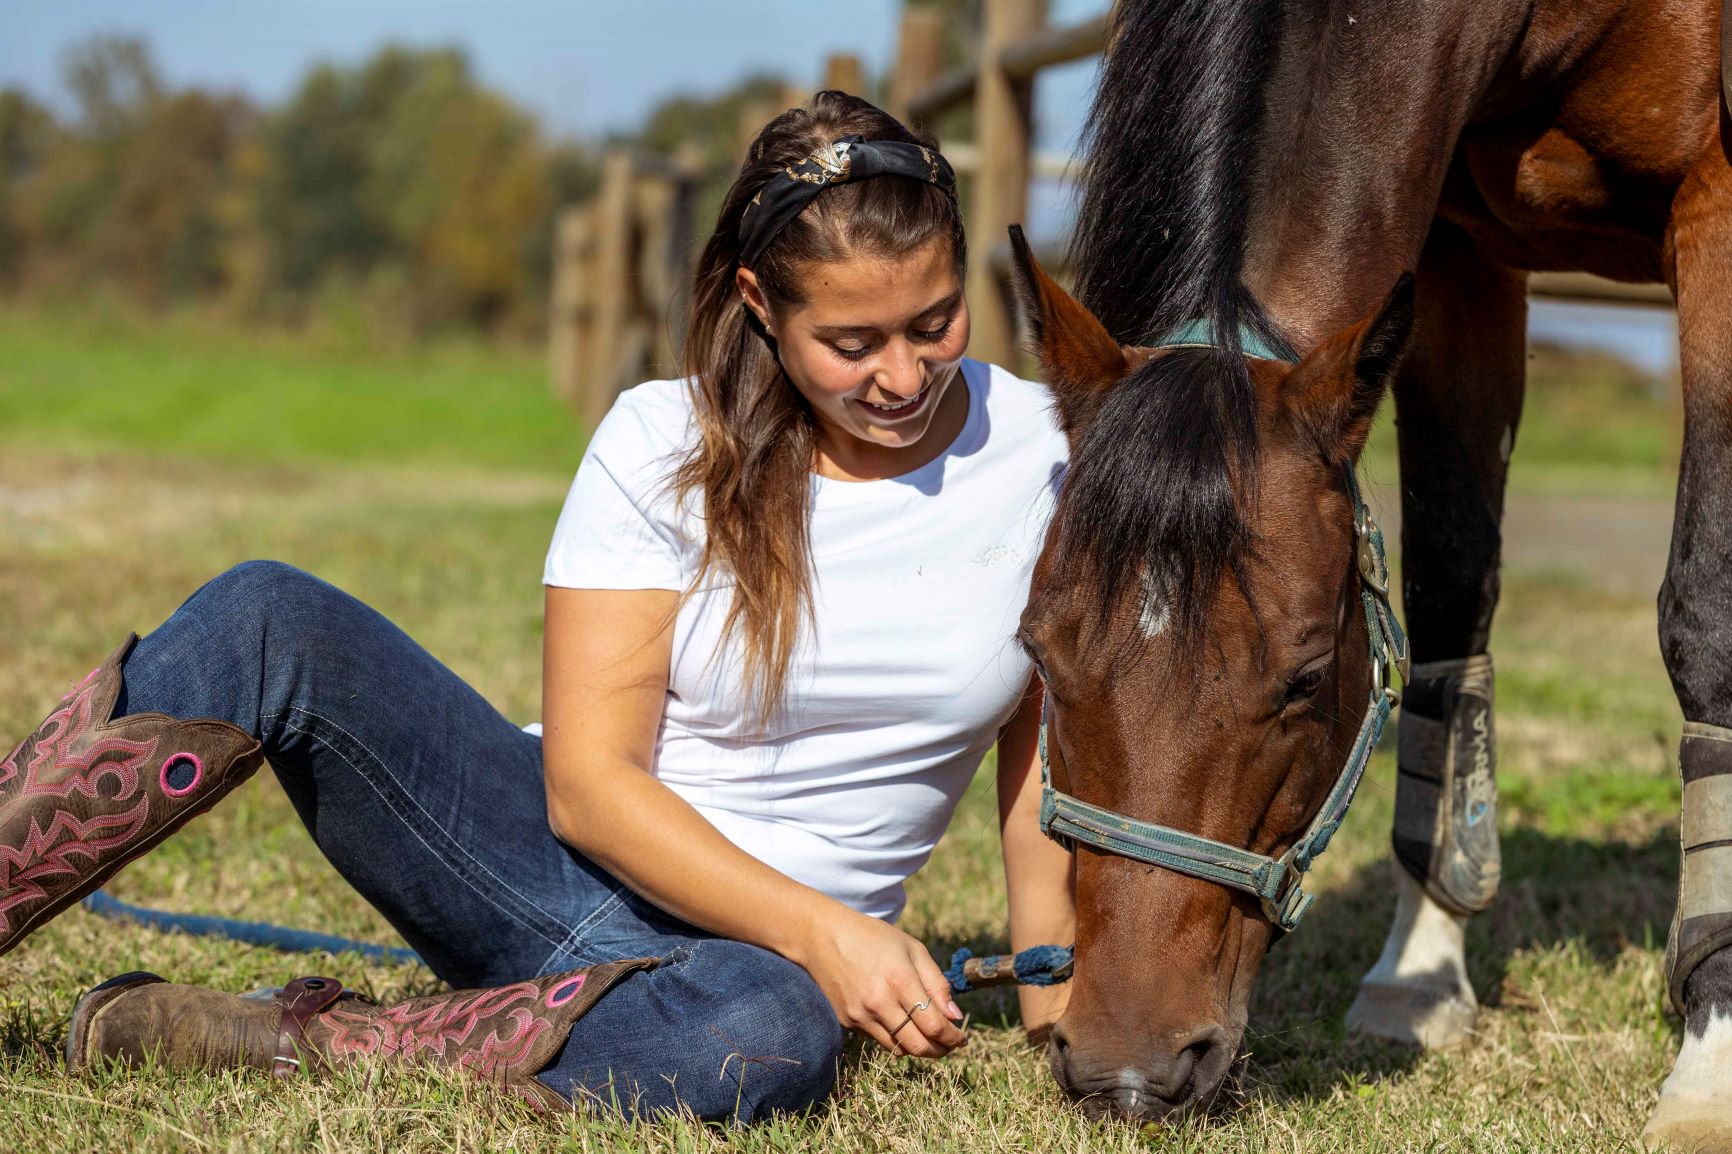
[944,944,1076,994]
[82,890,422,966]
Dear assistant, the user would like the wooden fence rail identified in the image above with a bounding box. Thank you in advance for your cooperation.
[549,2,1674,418]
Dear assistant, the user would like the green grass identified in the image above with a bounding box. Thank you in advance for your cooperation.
[1359,341,1680,497]
[0,305,585,475]
[0,310,1696,1150]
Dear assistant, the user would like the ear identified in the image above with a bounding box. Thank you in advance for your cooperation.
[1007,223,1129,439]
[1281,273,1415,464]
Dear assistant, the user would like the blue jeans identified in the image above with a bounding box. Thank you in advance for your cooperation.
[109,560,843,1122]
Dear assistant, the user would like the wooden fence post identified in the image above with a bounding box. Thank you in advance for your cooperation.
[890,7,947,123]
[549,206,593,406]
[585,149,636,433]
[968,0,1044,368]
[824,53,866,97]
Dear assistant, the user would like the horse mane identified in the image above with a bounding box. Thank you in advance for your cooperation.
[1060,0,1291,644]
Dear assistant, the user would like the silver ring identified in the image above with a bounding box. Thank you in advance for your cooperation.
[891,999,933,1036]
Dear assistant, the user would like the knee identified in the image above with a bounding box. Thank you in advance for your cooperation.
[195,560,327,623]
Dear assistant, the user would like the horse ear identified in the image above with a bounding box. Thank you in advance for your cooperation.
[1007,224,1128,438]
[1282,273,1415,463]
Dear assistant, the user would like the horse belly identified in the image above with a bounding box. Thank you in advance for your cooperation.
[1447,124,1669,282]
[1444,2,1719,283]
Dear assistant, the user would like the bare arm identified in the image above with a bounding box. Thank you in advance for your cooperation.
[541,585,966,1056]
[997,675,1075,1040]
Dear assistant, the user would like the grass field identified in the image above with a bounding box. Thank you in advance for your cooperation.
[0,309,1691,1151]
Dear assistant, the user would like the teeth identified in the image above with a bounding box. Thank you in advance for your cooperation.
[867,391,922,411]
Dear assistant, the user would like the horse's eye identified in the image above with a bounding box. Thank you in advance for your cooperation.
[1284,666,1327,704]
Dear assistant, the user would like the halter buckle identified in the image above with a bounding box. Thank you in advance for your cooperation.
[1355,505,1390,598]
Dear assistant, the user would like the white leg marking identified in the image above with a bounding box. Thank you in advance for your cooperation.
[1644,1010,1732,1150]
[1345,866,1478,1048]
[1363,867,1471,988]
[1661,1009,1732,1102]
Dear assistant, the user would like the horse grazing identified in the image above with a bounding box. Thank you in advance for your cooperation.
[1012,0,1732,1143]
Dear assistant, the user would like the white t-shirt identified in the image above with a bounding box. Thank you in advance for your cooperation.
[538,357,1068,921]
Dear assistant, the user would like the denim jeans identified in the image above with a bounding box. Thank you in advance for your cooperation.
[109,559,843,1122]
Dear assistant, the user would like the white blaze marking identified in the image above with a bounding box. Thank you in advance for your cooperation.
[1139,570,1171,639]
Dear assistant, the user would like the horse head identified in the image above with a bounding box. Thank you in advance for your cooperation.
[1009,228,1414,1120]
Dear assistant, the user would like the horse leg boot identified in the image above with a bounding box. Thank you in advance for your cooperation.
[0,633,263,955]
[1645,726,1732,1152]
[1346,656,1497,1047]
[1347,224,1519,1050]
[65,959,656,1111]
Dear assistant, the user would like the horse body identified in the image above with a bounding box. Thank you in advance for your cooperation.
[1021,0,1732,1139]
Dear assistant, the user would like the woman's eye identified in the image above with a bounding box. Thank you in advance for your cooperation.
[913,319,954,343]
[831,344,871,362]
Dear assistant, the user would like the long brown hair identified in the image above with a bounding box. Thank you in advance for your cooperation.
[674,91,965,724]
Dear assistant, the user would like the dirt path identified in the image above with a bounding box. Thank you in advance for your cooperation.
[1367,489,1675,599]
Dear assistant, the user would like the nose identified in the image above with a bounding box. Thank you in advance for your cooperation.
[873,342,924,401]
[1047,1019,1236,1121]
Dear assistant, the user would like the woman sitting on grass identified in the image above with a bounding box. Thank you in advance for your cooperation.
[0,91,1073,1121]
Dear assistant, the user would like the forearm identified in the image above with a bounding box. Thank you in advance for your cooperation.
[548,761,843,966]
[997,678,1075,1033]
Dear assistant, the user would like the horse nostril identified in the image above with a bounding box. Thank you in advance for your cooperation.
[1048,1021,1071,1059]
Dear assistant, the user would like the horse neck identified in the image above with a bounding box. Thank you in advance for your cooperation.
[1241,0,1533,348]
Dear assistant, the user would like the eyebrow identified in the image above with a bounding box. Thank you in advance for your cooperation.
[810,290,961,337]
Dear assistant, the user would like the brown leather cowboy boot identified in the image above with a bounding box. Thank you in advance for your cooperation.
[1,633,263,955]
[66,959,656,1110]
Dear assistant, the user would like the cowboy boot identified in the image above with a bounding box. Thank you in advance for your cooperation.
[1,633,263,956]
[66,959,657,1111]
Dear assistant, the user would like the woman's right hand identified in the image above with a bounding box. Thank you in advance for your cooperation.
[795,906,969,1058]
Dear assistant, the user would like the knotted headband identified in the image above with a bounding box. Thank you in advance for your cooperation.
[737,135,958,268]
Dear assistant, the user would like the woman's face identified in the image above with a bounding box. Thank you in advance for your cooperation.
[738,236,970,476]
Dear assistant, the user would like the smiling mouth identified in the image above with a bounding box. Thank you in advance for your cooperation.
[858,384,931,418]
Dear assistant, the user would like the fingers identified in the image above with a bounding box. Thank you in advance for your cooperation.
[883,967,966,1058]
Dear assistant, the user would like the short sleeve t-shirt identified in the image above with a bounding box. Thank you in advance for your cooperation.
[541,357,1069,921]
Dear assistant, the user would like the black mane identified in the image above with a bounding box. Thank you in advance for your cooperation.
[1061,0,1290,641]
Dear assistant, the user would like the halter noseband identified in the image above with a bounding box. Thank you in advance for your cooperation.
[1036,326,1410,933]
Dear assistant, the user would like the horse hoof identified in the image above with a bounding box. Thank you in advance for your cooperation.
[1344,980,1477,1049]
[1643,1097,1732,1152]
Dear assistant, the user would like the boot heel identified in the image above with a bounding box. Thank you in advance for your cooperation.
[66,971,165,1068]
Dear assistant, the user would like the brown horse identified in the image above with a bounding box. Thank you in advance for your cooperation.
[1009,1,1732,1144]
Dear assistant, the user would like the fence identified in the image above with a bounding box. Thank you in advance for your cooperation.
[548,1,1675,421]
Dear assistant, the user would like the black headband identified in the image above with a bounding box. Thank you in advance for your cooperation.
[737,135,958,268]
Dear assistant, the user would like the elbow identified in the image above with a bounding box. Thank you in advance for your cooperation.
[545,788,595,853]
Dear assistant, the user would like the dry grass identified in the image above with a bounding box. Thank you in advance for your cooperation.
[0,378,1691,1151]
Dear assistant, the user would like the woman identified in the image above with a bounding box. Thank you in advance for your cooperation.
[0,92,1073,1122]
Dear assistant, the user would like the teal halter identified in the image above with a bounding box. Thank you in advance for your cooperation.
[1036,325,1410,932]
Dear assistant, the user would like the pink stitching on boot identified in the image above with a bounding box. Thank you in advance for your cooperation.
[0,662,159,936]
[545,974,586,1007]
[320,981,552,1080]
[159,753,204,798]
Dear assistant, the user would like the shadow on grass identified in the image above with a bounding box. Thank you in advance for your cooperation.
[1239,824,1676,1108]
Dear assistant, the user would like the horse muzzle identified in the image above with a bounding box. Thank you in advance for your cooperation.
[1046,1017,1238,1121]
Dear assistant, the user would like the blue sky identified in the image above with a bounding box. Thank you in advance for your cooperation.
[1,0,1102,143]
[0,0,1676,372]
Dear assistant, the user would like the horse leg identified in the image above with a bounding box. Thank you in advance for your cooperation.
[1346,220,1525,1049]
[1643,148,1732,1152]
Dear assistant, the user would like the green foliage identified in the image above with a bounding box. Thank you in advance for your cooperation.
[0,37,588,337]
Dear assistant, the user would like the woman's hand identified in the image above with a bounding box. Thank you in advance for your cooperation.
[797,906,968,1058]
